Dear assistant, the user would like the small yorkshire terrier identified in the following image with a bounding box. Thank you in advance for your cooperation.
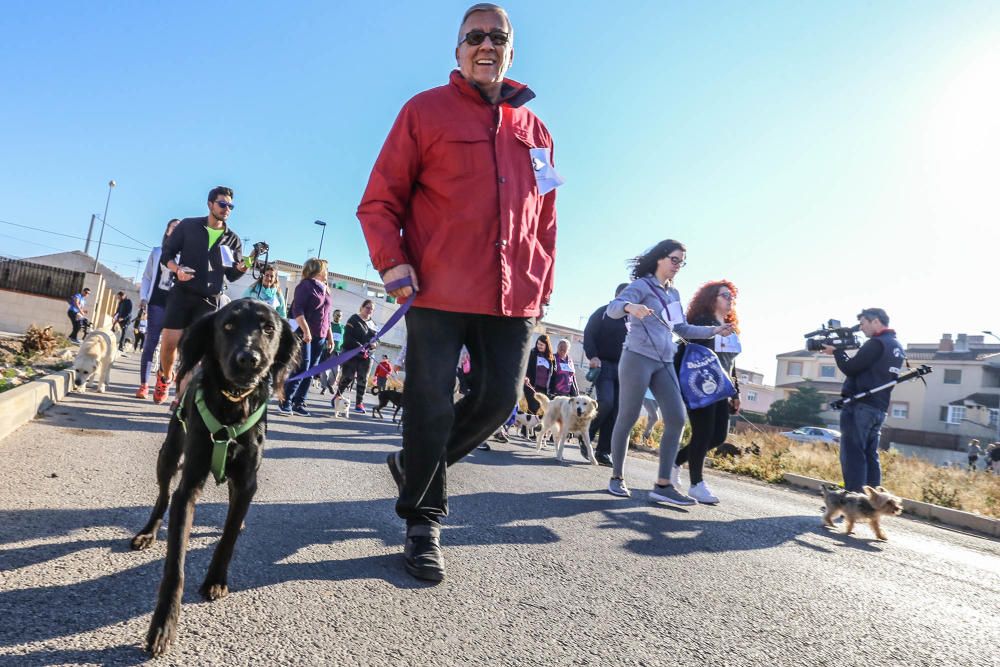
[821,484,904,541]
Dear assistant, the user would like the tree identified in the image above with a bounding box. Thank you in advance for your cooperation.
[767,384,826,427]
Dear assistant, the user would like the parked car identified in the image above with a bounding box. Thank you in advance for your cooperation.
[779,426,841,444]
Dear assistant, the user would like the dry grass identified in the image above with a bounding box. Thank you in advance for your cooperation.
[709,431,1000,519]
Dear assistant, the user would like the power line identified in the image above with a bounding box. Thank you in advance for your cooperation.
[98,218,152,249]
[0,219,149,252]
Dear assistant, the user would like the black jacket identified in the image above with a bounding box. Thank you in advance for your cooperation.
[834,330,905,412]
[114,297,133,324]
[342,314,377,352]
[160,216,245,298]
[583,305,627,364]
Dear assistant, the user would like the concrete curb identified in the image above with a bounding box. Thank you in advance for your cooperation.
[0,369,75,443]
[783,472,1000,539]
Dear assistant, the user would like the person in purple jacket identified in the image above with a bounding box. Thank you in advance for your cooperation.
[548,338,579,397]
[279,258,333,416]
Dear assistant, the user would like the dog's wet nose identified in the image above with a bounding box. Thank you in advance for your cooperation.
[235,350,261,369]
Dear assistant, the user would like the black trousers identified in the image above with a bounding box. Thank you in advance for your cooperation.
[67,310,82,339]
[397,307,533,525]
[336,353,372,406]
[587,361,619,457]
[675,399,731,485]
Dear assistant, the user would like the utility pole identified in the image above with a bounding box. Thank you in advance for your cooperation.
[93,180,116,271]
[84,214,96,254]
[133,258,144,284]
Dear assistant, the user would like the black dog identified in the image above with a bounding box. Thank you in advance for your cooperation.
[714,441,761,458]
[370,385,403,422]
[130,299,299,656]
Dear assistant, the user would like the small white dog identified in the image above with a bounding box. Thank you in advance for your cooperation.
[72,329,117,393]
[534,394,599,464]
[331,394,351,420]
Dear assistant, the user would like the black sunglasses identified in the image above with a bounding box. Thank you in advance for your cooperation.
[213,200,235,210]
[460,29,509,46]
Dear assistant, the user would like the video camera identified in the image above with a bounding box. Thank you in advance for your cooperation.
[250,241,270,273]
[804,319,861,352]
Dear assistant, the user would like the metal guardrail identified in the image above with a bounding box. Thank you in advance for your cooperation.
[0,256,86,300]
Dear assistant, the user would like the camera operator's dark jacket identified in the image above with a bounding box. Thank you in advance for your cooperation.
[160,216,244,299]
[834,330,904,412]
[583,305,627,364]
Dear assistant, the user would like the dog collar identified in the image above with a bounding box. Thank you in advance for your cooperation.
[221,385,256,402]
[175,380,269,485]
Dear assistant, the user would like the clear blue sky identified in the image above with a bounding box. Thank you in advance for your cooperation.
[2,1,997,382]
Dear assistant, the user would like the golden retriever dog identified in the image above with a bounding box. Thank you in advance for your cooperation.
[534,394,599,464]
[72,329,117,393]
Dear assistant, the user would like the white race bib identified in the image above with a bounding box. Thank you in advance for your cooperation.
[219,245,235,268]
[715,333,742,353]
[666,302,684,324]
[529,147,566,196]
[536,357,551,369]
[559,362,573,373]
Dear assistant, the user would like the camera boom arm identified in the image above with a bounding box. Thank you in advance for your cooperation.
[830,364,933,410]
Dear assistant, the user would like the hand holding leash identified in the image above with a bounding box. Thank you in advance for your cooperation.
[625,303,654,319]
[383,264,419,299]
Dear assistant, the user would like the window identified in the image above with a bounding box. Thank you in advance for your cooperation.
[747,390,758,402]
[946,405,965,424]
[990,409,999,428]
[820,365,836,378]
[740,374,749,384]
[787,361,803,377]
[943,369,962,385]
[890,403,909,419]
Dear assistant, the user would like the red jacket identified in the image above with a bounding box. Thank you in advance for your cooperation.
[374,360,393,379]
[357,70,558,318]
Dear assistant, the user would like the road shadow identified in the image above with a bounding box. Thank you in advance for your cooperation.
[0,487,824,656]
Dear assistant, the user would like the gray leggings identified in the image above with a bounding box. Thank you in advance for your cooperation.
[611,349,687,481]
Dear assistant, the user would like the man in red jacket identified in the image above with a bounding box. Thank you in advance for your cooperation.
[357,3,560,582]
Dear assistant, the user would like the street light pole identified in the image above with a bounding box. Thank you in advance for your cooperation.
[93,180,116,272]
[983,330,1000,344]
[314,220,327,259]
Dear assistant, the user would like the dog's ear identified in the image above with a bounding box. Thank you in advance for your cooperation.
[270,318,302,398]
[176,310,218,381]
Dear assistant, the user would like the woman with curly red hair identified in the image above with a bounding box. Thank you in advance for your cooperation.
[673,279,742,504]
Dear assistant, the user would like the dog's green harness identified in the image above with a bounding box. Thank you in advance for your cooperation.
[175,380,268,485]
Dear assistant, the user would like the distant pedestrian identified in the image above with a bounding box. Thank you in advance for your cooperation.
[640,389,659,442]
[133,307,147,352]
[135,218,179,399]
[988,443,1000,474]
[548,339,578,397]
[67,287,91,343]
[583,284,628,467]
[334,300,378,414]
[242,263,287,317]
[968,439,983,471]
[113,291,134,353]
[279,258,334,417]
[375,354,394,391]
[524,335,555,411]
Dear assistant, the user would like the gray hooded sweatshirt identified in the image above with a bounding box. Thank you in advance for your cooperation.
[606,276,717,363]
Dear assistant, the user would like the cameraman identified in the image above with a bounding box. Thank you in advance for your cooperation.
[823,307,904,492]
[153,185,257,405]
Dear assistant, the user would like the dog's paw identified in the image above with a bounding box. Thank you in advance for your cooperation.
[145,616,177,656]
[199,581,229,601]
[130,533,156,550]
[97,384,106,393]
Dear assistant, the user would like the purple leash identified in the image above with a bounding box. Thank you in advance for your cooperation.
[285,276,416,383]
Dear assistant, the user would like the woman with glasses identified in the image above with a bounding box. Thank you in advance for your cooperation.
[603,239,734,503]
[334,299,378,414]
[242,264,287,317]
[672,280,741,504]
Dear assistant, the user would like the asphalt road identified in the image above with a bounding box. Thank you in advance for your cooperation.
[1,355,999,666]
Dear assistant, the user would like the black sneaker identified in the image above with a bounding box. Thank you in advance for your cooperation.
[291,404,311,417]
[387,451,404,494]
[404,523,445,582]
[595,451,613,467]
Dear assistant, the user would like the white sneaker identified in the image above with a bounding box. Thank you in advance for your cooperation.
[670,465,681,488]
[688,481,719,505]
